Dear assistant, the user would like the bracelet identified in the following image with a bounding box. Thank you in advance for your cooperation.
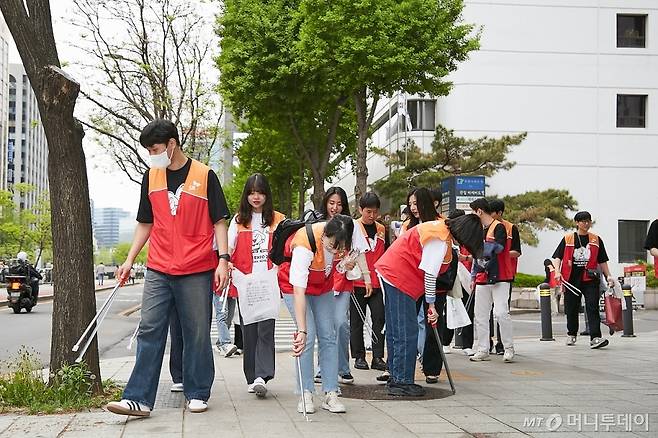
[298,330,307,335]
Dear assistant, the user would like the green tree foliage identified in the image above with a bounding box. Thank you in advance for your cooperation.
[216,0,355,207]
[112,243,147,266]
[297,0,480,201]
[373,125,524,206]
[0,185,52,261]
[499,190,579,246]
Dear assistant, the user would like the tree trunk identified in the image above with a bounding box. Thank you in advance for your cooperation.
[353,90,369,204]
[40,67,101,392]
[311,171,325,210]
[0,0,101,393]
[298,160,305,218]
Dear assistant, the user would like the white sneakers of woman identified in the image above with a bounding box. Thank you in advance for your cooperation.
[170,383,184,392]
[297,391,315,414]
[503,348,515,363]
[322,391,346,413]
[188,399,208,413]
[252,377,267,398]
[106,399,151,417]
[469,351,490,362]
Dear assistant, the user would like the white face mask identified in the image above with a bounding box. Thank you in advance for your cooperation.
[149,145,172,169]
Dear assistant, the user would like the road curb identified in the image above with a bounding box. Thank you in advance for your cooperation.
[0,284,121,308]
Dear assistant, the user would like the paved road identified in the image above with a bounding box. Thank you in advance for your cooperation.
[0,283,143,366]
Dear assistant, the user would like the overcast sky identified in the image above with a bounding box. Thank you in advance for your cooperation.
[6,1,219,215]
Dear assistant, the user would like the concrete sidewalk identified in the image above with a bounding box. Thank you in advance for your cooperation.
[2,326,657,437]
[0,280,142,306]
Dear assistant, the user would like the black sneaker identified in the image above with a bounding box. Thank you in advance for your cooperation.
[495,343,504,355]
[376,370,390,382]
[387,382,426,397]
[371,357,386,371]
[339,373,354,384]
[354,357,369,370]
[425,375,439,384]
[314,372,322,384]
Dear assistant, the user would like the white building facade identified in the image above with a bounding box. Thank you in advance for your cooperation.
[332,0,658,276]
[7,63,49,209]
[0,15,10,191]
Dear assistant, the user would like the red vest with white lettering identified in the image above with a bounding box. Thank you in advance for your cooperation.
[560,232,600,283]
[353,220,386,289]
[278,223,335,296]
[500,219,519,277]
[229,211,285,298]
[147,159,218,275]
[375,220,452,301]
[475,220,514,284]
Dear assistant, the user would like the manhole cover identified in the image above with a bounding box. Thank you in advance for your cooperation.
[340,383,453,400]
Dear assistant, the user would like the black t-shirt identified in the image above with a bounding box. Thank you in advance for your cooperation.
[137,159,230,224]
[488,223,507,247]
[553,233,609,283]
[510,224,522,254]
[362,221,390,249]
[644,219,658,251]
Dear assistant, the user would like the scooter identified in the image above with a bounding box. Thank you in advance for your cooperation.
[5,275,36,314]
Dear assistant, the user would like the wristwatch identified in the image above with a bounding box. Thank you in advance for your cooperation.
[218,253,231,262]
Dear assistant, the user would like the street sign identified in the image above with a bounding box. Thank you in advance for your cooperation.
[440,176,486,216]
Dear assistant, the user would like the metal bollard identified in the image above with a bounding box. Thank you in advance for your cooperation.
[621,284,636,338]
[539,283,555,341]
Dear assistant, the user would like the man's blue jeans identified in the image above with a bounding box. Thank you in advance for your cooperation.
[212,294,236,346]
[334,292,351,375]
[383,280,418,385]
[123,270,214,408]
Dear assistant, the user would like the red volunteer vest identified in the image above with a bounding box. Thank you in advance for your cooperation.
[278,222,334,296]
[560,232,600,283]
[147,159,218,275]
[459,246,473,272]
[501,219,519,277]
[475,220,514,284]
[353,220,386,289]
[375,220,452,301]
[229,211,285,298]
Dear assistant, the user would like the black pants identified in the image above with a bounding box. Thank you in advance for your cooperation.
[241,319,276,384]
[350,287,385,360]
[495,283,513,349]
[455,288,474,348]
[416,297,444,376]
[564,280,602,339]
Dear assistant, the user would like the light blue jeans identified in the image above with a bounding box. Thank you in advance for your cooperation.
[334,292,351,375]
[283,292,338,393]
[123,270,214,408]
[212,294,236,346]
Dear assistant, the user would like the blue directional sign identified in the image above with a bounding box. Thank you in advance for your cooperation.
[440,176,485,215]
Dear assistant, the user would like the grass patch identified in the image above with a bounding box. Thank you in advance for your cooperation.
[513,272,546,288]
[0,347,122,414]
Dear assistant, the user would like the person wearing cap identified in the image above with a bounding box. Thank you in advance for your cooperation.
[552,211,614,349]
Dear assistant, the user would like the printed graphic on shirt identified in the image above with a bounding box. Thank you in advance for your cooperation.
[573,246,591,268]
[252,228,270,268]
[168,184,184,216]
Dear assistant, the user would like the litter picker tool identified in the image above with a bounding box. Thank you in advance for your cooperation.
[293,332,311,422]
[349,293,379,344]
[428,307,456,395]
[72,282,123,361]
[220,277,232,314]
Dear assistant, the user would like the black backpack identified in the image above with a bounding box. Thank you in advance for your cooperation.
[269,210,324,265]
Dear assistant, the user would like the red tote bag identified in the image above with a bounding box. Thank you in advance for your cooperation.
[604,295,623,332]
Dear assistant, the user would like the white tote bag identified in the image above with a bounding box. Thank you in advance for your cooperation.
[446,295,471,329]
[231,268,281,325]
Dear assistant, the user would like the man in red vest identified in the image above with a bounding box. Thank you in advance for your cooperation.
[107,119,230,417]
[553,211,614,349]
[645,219,658,278]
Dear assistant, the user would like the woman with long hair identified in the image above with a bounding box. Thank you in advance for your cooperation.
[401,187,437,234]
[228,173,285,397]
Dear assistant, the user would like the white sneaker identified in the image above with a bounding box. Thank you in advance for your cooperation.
[462,348,475,356]
[566,335,577,346]
[188,399,208,413]
[221,344,238,358]
[106,399,151,417]
[297,391,315,414]
[443,345,452,354]
[322,391,346,413]
[247,383,256,393]
[253,377,267,398]
[469,351,490,362]
[503,348,515,363]
[170,383,184,392]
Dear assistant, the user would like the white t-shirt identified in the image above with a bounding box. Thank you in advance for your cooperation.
[289,218,367,289]
[228,212,271,273]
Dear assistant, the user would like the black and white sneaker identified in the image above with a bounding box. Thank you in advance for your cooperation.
[590,338,609,349]
[339,373,354,384]
[106,399,151,417]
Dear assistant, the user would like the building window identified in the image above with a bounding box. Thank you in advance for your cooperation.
[617,94,647,128]
[406,100,436,131]
[617,14,647,48]
[618,220,649,263]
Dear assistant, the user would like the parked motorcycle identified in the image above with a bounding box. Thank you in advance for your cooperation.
[5,274,36,314]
